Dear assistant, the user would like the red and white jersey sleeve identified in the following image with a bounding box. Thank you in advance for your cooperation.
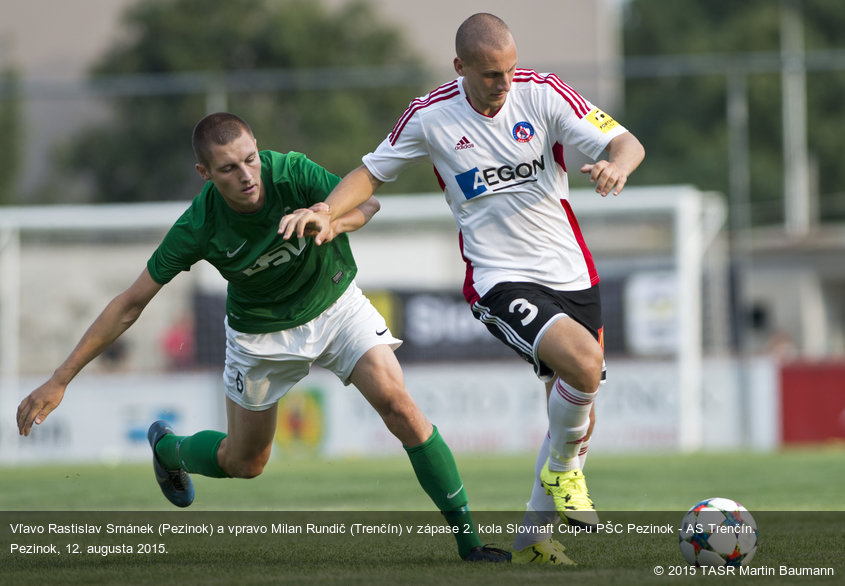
[363,69,628,303]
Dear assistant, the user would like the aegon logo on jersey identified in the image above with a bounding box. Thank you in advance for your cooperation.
[454,156,546,199]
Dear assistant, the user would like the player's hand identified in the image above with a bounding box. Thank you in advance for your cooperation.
[580,160,629,197]
[278,203,334,245]
[17,379,67,436]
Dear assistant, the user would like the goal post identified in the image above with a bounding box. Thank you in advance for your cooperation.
[566,185,724,451]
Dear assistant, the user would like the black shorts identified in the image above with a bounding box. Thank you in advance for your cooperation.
[471,282,604,381]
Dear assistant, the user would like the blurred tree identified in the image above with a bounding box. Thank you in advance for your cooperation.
[623,0,845,224]
[52,0,437,203]
[0,60,21,205]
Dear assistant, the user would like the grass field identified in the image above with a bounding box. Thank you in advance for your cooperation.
[2,446,843,585]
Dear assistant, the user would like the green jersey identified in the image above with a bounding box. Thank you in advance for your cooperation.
[147,150,356,333]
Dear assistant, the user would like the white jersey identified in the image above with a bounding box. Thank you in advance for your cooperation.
[363,69,628,303]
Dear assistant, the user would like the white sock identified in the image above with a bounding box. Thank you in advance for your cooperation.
[513,434,557,550]
[548,377,596,472]
[578,436,591,469]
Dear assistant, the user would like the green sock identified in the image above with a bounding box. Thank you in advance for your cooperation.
[404,425,482,558]
[155,430,229,478]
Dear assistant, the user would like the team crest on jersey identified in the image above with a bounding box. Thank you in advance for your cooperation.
[512,121,535,143]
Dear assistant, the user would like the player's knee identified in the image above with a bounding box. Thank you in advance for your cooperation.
[569,347,604,392]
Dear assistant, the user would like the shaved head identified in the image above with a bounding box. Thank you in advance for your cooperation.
[455,13,515,64]
[192,112,254,167]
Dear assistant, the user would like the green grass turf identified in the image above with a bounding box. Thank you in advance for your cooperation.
[1,446,843,585]
[2,446,842,511]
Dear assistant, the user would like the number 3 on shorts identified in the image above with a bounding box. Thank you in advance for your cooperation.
[509,298,538,326]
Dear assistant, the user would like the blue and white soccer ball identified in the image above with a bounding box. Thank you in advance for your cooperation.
[678,497,758,567]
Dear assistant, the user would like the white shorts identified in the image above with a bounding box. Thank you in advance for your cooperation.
[223,282,402,411]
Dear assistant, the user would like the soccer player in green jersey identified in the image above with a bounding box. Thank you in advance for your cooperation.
[15,112,509,563]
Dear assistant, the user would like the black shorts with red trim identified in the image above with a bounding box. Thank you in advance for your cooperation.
[471,281,604,381]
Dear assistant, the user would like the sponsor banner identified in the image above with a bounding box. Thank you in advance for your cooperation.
[387,290,516,363]
[189,284,644,365]
[302,357,779,457]
[590,357,778,451]
[4,358,778,464]
[316,362,548,457]
[191,289,516,366]
[3,372,224,465]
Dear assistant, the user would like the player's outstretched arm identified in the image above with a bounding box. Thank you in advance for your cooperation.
[580,131,645,197]
[16,269,163,436]
[328,196,381,236]
[279,196,381,245]
[278,165,384,245]
[326,165,385,218]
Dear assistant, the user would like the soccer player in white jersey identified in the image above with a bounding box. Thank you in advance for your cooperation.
[280,13,645,565]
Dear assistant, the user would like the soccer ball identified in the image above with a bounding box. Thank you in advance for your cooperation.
[678,497,758,567]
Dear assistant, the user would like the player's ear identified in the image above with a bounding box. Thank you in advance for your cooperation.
[454,57,464,76]
[196,163,211,181]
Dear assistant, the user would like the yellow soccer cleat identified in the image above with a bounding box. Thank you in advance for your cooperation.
[512,537,576,566]
[539,461,599,528]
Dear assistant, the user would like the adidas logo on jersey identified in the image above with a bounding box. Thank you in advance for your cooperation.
[455,136,475,150]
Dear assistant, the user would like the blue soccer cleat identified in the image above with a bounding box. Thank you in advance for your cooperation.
[147,420,194,508]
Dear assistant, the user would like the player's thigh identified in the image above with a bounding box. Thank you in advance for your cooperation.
[348,344,405,406]
[537,316,604,392]
[472,282,568,380]
[221,397,278,463]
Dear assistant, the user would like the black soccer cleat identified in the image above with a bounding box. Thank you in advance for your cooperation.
[463,545,512,563]
[147,420,194,508]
